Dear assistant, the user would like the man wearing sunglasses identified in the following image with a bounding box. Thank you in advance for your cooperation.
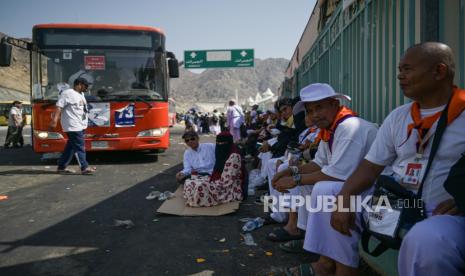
[175,131,216,184]
[50,77,96,175]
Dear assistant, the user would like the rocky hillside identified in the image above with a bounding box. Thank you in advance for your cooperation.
[0,32,30,99]
[171,58,288,110]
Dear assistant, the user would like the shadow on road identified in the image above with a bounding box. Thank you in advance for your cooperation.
[0,164,313,276]
[0,146,160,167]
[0,169,59,176]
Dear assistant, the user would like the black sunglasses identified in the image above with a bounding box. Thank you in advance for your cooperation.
[279,106,291,113]
[184,137,197,142]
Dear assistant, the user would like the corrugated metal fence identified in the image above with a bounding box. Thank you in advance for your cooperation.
[293,0,465,124]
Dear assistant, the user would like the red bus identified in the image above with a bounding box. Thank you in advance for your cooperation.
[0,23,179,155]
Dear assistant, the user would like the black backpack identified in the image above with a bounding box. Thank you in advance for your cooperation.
[444,150,465,213]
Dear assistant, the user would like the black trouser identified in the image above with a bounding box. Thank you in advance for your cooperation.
[4,126,22,146]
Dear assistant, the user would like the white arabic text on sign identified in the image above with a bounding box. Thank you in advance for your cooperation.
[206,51,231,62]
[84,56,106,70]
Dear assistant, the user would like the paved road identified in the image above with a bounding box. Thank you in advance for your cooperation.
[0,125,314,276]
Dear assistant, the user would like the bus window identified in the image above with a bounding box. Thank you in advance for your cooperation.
[34,49,167,102]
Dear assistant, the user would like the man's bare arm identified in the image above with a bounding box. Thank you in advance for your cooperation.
[298,161,324,175]
[273,169,341,193]
[330,159,385,236]
[49,107,62,129]
[272,161,322,185]
[338,159,385,198]
[300,170,342,186]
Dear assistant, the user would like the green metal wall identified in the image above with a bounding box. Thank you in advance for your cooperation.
[294,0,465,124]
[439,0,465,89]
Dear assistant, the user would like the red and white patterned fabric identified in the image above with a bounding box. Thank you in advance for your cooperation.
[184,153,243,207]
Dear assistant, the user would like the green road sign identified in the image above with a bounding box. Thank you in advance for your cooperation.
[184,49,254,69]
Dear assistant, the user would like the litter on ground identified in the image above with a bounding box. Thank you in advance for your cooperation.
[113,219,135,229]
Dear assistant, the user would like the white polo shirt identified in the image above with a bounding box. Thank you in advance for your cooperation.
[8,106,22,127]
[313,117,378,180]
[56,88,88,132]
[365,103,465,213]
[181,143,216,175]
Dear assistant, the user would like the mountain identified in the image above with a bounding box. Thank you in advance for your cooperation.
[0,32,30,100]
[170,58,288,111]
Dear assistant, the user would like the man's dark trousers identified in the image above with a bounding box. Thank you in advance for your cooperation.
[57,130,89,170]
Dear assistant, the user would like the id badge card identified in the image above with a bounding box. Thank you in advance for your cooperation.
[401,156,427,189]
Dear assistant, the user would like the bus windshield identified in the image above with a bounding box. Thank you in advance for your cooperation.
[34,49,167,102]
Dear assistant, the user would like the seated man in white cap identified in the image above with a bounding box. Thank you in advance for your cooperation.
[271,83,378,264]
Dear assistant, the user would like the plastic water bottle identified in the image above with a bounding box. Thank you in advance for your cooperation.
[242,217,265,232]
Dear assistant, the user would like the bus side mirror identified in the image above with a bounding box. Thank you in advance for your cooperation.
[168,58,179,78]
[0,42,12,67]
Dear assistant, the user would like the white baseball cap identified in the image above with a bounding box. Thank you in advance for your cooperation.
[293,83,351,114]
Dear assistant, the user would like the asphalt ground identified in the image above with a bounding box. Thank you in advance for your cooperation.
[0,125,321,276]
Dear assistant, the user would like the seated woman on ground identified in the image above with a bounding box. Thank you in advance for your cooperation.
[183,131,245,207]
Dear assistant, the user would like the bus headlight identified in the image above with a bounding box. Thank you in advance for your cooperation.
[34,130,64,140]
[137,128,168,137]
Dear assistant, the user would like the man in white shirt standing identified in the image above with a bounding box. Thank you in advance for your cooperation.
[49,78,96,175]
[226,99,244,142]
[176,130,216,184]
[4,101,24,148]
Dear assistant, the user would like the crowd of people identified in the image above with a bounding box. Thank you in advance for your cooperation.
[177,42,465,276]
[182,109,225,135]
[3,41,463,275]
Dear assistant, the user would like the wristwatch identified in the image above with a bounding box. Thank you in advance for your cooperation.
[293,173,301,186]
[289,165,299,176]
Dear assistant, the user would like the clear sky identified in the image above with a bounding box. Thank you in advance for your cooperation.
[0,0,316,61]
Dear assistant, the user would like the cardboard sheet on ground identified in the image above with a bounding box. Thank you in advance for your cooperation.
[157,186,240,216]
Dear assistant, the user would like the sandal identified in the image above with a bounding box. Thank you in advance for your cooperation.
[81,167,97,175]
[266,227,305,242]
[57,168,76,174]
[279,240,306,254]
[263,214,280,225]
[283,264,315,276]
